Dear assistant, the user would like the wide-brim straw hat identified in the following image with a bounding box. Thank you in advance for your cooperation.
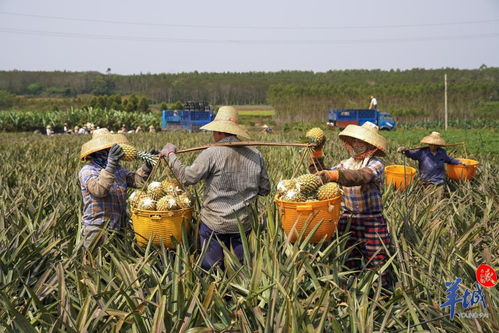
[80,128,129,160]
[200,106,250,139]
[339,121,387,155]
[420,132,447,146]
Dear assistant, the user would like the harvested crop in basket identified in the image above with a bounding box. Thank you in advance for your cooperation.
[295,174,321,194]
[317,183,341,200]
[147,181,165,200]
[276,179,299,194]
[129,190,146,209]
[161,178,183,195]
[157,195,179,211]
[137,196,156,210]
[177,192,193,208]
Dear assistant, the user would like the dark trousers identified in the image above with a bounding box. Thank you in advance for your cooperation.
[338,214,392,288]
[199,222,247,271]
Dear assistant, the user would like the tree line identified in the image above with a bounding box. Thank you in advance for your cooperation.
[0,68,497,121]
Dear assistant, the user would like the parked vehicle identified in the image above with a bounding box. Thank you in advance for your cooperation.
[328,109,396,130]
[161,101,215,131]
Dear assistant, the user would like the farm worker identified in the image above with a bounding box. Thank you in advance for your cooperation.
[118,124,127,133]
[149,125,156,133]
[135,126,143,133]
[160,106,271,271]
[78,128,156,249]
[310,122,393,290]
[46,125,53,136]
[397,132,466,187]
[369,96,378,110]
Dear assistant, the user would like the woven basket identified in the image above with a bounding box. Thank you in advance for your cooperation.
[275,194,341,243]
[385,165,417,190]
[131,207,192,248]
[446,158,479,181]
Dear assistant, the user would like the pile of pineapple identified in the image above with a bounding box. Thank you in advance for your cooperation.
[129,178,193,211]
[277,174,340,202]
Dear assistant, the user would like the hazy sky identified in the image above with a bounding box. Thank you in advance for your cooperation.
[1,0,498,74]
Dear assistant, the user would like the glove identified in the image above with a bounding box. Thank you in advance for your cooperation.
[316,170,339,183]
[160,143,177,158]
[460,162,468,166]
[310,139,326,158]
[105,144,124,173]
[397,147,407,153]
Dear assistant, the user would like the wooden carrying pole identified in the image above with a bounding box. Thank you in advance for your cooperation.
[444,73,448,130]
[401,142,464,152]
[176,141,314,154]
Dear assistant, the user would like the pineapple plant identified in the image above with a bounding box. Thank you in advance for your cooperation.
[118,143,158,166]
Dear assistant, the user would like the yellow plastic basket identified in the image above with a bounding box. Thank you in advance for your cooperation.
[385,165,416,190]
[275,194,341,243]
[131,207,192,248]
[446,158,479,181]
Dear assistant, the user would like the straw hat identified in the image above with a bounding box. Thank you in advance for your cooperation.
[200,106,250,139]
[420,132,446,146]
[80,128,129,160]
[339,121,387,154]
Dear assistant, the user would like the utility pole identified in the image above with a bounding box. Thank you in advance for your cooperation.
[444,73,448,130]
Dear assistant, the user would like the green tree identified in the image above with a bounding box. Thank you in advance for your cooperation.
[138,97,149,112]
[26,83,43,95]
[0,90,16,109]
[160,102,168,110]
[126,95,139,112]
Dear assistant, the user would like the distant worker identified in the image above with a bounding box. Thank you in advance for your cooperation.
[397,132,466,189]
[261,124,272,134]
[46,125,53,136]
[63,122,69,134]
[149,125,156,133]
[369,96,378,110]
[160,106,270,271]
[135,126,143,133]
[118,125,127,134]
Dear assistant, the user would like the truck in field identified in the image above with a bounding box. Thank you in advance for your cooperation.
[328,109,396,130]
[161,101,215,131]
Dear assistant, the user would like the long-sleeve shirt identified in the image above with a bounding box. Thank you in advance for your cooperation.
[79,161,151,229]
[403,148,461,185]
[310,156,385,215]
[167,136,271,233]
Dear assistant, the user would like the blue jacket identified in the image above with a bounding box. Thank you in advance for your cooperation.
[404,148,462,185]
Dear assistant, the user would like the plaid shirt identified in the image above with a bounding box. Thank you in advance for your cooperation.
[331,157,384,214]
[79,161,149,229]
[168,136,271,233]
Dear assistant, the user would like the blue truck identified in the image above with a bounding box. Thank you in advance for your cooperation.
[328,109,396,130]
[161,101,215,131]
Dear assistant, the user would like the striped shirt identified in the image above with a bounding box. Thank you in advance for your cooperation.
[167,136,271,233]
[79,161,150,229]
[331,157,384,214]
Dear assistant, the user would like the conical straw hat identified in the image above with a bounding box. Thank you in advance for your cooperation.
[339,121,387,154]
[420,132,447,146]
[200,106,250,139]
[80,128,129,160]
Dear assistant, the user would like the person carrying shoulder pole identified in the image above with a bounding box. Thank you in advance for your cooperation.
[397,132,465,197]
[160,106,271,271]
[310,122,393,291]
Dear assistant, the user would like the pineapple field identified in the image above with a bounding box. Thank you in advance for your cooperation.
[0,129,498,332]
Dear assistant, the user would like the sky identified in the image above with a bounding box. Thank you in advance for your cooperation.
[0,0,498,74]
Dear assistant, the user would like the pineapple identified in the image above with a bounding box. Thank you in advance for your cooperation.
[277,179,299,194]
[129,190,146,209]
[118,143,158,166]
[295,174,321,194]
[305,128,325,147]
[161,178,183,195]
[137,197,156,210]
[157,195,179,211]
[317,182,341,200]
[281,190,306,202]
[177,192,193,209]
[147,181,165,200]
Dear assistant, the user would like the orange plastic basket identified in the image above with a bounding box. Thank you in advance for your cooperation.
[275,194,341,243]
[131,207,192,247]
[446,158,479,181]
[385,165,416,190]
